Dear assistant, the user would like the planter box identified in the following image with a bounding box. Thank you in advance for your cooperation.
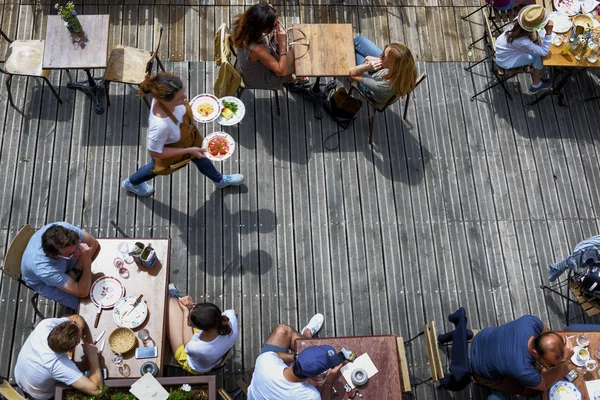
[55,375,217,400]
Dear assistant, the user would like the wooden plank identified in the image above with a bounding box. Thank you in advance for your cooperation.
[400,7,422,62]
[170,5,184,61]
[396,337,412,392]
[184,5,201,61]
[425,7,446,61]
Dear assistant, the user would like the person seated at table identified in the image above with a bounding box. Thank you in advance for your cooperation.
[247,314,344,400]
[231,3,303,90]
[121,72,244,197]
[21,222,100,310]
[167,285,239,374]
[349,36,417,107]
[471,315,574,397]
[14,315,103,400]
[494,5,554,93]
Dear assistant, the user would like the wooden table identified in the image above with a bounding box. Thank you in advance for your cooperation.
[291,23,355,119]
[43,15,110,114]
[543,331,600,400]
[74,238,170,379]
[294,335,403,400]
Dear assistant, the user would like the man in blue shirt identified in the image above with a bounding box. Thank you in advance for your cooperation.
[21,222,100,310]
[471,315,573,396]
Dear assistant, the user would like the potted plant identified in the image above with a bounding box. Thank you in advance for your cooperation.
[54,375,217,400]
[55,2,81,33]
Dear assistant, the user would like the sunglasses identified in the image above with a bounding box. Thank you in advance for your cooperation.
[380,45,389,62]
[57,240,81,260]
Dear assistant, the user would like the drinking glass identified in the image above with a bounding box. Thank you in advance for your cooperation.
[112,353,131,376]
[595,348,600,360]
[118,242,134,264]
[578,333,590,347]
[587,359,598,372]
[138,329,155,347]
[588,49,600,63]
[553,34,564,47]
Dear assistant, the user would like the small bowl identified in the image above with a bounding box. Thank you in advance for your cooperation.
[573,14,594,30]
[140,361,159,377]
[108,327,136,354]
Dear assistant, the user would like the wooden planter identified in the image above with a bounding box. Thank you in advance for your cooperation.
[55,375,217,400]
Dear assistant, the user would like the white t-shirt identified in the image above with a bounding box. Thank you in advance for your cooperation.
[185,309,239,373]
[146,100,185,153]
[247,352,321,400]
[14,318,83,400]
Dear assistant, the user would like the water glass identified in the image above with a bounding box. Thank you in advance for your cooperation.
[594,348,600,360]
[112,353,131,376]
[588,49,600,63]
[138,329,155,347]
[118,242,134,264]
[578,333,590,347]
[587,359,598,372]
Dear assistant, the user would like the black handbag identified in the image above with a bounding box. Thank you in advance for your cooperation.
[323,86,362,130]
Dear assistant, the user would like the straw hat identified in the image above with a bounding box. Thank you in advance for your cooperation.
[517,5,550,32]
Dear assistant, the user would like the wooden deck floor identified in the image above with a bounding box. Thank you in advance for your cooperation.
[3,2,600,400]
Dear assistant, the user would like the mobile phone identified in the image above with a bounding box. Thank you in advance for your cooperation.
[135,346,158,359]
[85,368,107,379]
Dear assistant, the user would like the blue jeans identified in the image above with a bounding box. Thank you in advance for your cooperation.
[498,53,543,70]
[129,157,223,185]
[354,35,384,66]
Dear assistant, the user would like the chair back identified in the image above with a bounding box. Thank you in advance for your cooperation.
[146,25,164,72]
[1,224,35,281]
[0,26,13,44]
[215,23,233,67]
[0,378,26,400]
[484,10,498,56]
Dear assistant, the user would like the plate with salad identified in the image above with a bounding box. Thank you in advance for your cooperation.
[216,96,246,126]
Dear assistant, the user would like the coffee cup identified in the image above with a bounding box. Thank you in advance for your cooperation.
[577,347,590,363]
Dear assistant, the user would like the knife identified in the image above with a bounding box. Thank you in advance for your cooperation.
[93,329,106,345]
[121,294,143,318]
[97,337,106,354]
[93,303,102,328]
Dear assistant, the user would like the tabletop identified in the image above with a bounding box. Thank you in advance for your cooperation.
[294,335,403,400]
[74,238,170,379]
[292,24,355,77]
[43,14,110,69]
[543,16,600,68]
[544,331,600,400]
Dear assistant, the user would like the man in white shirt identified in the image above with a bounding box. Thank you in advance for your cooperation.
[247,314,344,400]
[14,315,103,400]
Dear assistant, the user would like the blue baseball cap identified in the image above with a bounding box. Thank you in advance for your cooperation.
[295,345,345,378]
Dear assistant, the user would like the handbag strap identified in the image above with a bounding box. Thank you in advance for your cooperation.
[266,24,310,54]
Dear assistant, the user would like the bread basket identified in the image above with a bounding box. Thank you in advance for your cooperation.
[572,14,594,31]
[108,327,136,354]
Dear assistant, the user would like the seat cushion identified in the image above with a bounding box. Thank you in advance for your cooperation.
[4,39,49,77]
[104,45,152,84]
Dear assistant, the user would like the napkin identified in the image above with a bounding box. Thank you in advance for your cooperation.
[129,373,169,400]
[340,353,379,389]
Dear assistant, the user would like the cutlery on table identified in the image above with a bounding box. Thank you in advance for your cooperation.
[93,329,106,345]
[93,303,102,328]
[121,294,144,319]
[97,337,106,354]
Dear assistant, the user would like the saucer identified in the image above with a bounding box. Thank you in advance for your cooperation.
[570,346,589,367]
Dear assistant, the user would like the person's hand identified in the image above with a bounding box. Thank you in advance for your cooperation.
[77,242,91,261]
[364,56,382,71]
[325,363,343,384]
[82,343,99,356]
[188,147,206,159]
[275,23,288,49]
[179,296,194,309]
[545,20,554,35]
[565,336,574,359]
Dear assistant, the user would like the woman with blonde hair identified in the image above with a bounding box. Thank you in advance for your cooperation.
[350,36,417,106]
[121,72,243,197]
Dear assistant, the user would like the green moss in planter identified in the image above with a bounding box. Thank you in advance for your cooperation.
[62,384,208,400]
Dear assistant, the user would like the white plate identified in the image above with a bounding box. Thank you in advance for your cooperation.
[190,94,222,123]
[202,132,236,161]
[216,96,246,126]
[581,0,599,14]
[113,295,148,329]
[554,0,580,15]
[570,346,589,367]
[549,381,581,400]
[550,12,573,33]
[90,276,125,308]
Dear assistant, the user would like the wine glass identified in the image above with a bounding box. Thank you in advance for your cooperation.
[112,353,131,376]
[138,329,155,347]
[118,242,134,264]
[578,333,590,348]
[587,359,599,372]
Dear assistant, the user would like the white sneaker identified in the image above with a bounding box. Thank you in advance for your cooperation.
[301,313,324,337]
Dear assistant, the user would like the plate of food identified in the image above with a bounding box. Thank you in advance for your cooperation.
[113,295,148,329]
[190,94,222,123]
[90,276,125,308]
[202,132,236,161]
[216,96,246,126]
[550,12,573,33]
[549,381,581,400]
[554,0,579,15]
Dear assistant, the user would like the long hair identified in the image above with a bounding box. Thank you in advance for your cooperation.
[189,303,233,335]
[138,72,183,101]
[383,43,417,98]
[506,22,537,44]
[41,225,80,258]
[231,3,277,49]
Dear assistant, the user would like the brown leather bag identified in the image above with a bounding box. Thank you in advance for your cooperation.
[151,101,204,176]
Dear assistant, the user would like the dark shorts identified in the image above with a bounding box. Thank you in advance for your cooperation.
[472,373,540,397]
[259,343,290,355]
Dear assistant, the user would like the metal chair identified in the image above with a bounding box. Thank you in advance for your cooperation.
[103,26,165,108]
[348,72,426,144]
[0,27,62,109]
[0,377,26,400]
[0,225,45,327]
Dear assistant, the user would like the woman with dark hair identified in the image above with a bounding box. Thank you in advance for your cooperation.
[494,5,554,93]
[121,72,243,197]
[167,286,239,374]
[350,37,417,107]
[231,3,297,89]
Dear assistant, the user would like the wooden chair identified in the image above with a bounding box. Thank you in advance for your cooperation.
[236,368,254,395]
[396,336,412,392]
[568,281,600,318]
[103,26,165,108]
[0,27,62,109]
[0,377,26,400]
[465,7,531,101]
[348,72,426,144]
[0,225,46,326]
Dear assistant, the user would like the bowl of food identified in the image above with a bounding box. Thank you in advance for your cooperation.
[549,381,581,400]
[216,96,246,126]
[190,94,221,123]
[572,14,594,31]
[202,132,236,161]
[108,327,136,354]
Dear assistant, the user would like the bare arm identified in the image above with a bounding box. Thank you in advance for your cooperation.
[180,302,195,345]
[318,364,343,400]
[276,352,295,364]
[82,231,100,261]
[60,243,93,298]
[349,63,373,81]
[252,45,294,77]
[70,343,103,396]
